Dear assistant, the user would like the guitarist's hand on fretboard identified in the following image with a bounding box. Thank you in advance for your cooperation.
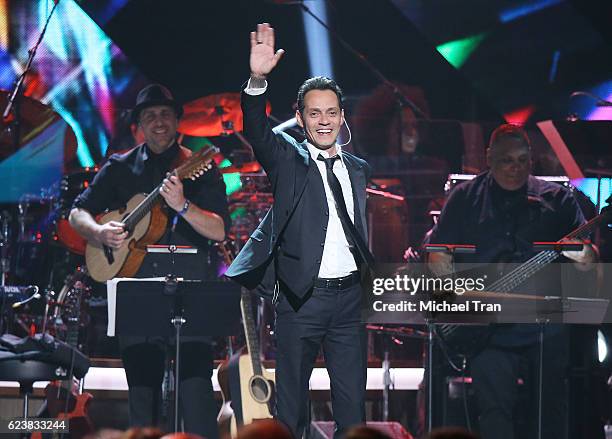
[561,238,598,270]
[161,174,187,212]
[96,220,127,249]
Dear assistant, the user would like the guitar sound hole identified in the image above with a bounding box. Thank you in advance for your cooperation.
[249,376,271,403]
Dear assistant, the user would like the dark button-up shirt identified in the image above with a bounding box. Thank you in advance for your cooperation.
[73,142,230,279]
[430,172,584,264]
[429,171,585,345]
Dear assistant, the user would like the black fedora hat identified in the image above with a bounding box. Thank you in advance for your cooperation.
[131,84,183,123]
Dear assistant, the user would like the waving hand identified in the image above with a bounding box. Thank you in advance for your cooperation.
[250,23,285,79]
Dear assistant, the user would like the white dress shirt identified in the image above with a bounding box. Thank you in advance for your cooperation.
[306,143,358,277]
[245,78,358,278]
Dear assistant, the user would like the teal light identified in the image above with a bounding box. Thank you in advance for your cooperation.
[53,101,95,167]
[572,178,612,212]
[230,206,247,221]
[219,158,242,195]
[436,33,487,69]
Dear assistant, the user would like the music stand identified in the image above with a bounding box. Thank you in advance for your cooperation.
[107,277,241,432]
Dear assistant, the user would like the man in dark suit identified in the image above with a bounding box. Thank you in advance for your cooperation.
[225,23,374,439]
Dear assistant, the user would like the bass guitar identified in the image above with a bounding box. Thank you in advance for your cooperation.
[436,206,611,357]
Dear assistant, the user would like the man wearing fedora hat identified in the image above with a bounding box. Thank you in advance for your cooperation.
[70,84,229,437]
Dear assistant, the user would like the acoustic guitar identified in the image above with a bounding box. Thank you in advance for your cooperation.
[85,145,218,282]
[216,241,276,438]
[31,267,94,439]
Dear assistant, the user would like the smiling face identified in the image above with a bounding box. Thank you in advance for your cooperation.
[296,89,344,154]
[138,105,178,153]
[487,136,532,191]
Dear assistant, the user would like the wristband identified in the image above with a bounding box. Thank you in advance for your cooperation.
[178,199,191,216]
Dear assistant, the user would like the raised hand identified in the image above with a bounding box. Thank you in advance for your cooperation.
[250,23,285,79]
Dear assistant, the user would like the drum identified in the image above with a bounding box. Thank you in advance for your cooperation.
[53,217,87,255]
[58,169,98,213]
[52,169,97,255]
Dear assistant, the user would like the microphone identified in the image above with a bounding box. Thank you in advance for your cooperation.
[11,286,41,309]
[595,100,612,107]
[272,117,297,133]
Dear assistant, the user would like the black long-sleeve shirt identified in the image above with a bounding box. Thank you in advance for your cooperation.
[73,142,230,279]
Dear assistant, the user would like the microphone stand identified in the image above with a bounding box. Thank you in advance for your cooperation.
[2,0,60,152]
[298,2,428,120]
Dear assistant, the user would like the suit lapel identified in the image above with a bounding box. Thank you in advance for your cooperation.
[343,153,368,241]
[289,141,317,214]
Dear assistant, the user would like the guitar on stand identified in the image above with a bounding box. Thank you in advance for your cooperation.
[216,240,276,438]
[31,266,94,439]
[85,145,218,282]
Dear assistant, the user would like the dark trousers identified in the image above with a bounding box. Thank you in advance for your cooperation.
[120,340,219,439]
[470,330,568,439]
[274,283,367,439]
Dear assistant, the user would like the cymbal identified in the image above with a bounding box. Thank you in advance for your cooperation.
[0,90,77,158]
[219,161,261,174]
[178,92,272,137]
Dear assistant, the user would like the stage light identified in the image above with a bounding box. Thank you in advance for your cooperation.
[301,0,333,78]
[598,330,608,363]
[219,158,243,196]
[504,105,536,125]
[571,178,612,213]
[436,33,486,69]
[586,81,612,121]
[499,0,563,23]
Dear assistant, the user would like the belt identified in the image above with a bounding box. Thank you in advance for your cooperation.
[314,271,361,290]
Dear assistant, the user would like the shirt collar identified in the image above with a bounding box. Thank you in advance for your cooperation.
[143,141,180,162]
[305,142,345,167]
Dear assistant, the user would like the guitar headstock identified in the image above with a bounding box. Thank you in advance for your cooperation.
[175,145,220,181]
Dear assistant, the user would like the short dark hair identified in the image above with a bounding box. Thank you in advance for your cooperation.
[296,76,344,113]
[489,123,531,149]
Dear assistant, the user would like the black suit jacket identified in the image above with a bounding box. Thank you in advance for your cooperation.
[225,87,370,299]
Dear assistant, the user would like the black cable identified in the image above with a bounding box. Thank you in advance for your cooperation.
[460,357,472,432]
[432,327,474,431]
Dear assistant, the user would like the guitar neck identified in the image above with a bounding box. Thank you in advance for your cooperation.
[113,146,219,232]
[122,182,164,231]
[488,211,607,293]
[240,290,264,376]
